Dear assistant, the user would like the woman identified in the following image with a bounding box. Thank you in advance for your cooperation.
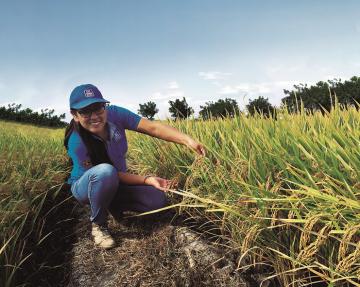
[64,84,205,249]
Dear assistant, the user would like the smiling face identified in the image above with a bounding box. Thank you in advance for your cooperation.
[71,102,108,136]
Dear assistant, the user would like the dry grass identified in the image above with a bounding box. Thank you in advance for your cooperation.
[67,207,253,287]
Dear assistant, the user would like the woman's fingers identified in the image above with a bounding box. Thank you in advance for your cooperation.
[188,139,206,156]
[165,180,172,188]
[197,144,206,156]
[151,177,178,191]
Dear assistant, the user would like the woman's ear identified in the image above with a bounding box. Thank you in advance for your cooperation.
[71,111,80,123]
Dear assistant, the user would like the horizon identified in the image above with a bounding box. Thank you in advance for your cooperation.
[1,74,358,124]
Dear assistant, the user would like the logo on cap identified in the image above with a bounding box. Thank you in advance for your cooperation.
[84,89,95,98]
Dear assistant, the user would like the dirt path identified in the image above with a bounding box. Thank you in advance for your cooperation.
[66,207,273,287]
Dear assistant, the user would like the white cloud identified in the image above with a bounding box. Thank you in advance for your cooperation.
[219,85,242,95]
[198,71,298,104]
[151,92,168,100]
[214,81,301,108]
[150,81,185,101]
[167,81,179,89]
[218,83,272,95]
[151,89,184,100]
[198,71,232,80]
[212,81,223,87]
[262,59,359,85]
[265,61,308,77]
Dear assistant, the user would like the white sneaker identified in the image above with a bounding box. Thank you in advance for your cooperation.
[91,223,116,249]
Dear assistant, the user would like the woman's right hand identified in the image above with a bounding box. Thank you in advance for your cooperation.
[185,137,206,156]
[145,176,175,191]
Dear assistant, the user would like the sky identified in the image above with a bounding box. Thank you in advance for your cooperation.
[1,0,360,121]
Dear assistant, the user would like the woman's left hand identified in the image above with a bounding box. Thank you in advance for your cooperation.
[145,176,174,191]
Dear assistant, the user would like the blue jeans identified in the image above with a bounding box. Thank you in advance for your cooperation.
[71,163,168,225]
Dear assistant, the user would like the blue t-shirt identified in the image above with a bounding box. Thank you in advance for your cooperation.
[67,105,142,185]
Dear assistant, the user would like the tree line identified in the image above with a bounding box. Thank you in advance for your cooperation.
[139,76,360,120]
[1,76,359,127]
[0,103,67,127]
[282,76,360,113]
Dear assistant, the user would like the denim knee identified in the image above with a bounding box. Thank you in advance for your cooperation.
[89,163,118,189]
[88,163,119,202]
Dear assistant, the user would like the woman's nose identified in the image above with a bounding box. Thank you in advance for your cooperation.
[89,112,101,120]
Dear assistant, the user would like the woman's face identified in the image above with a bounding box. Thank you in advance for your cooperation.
[72,103,108,135]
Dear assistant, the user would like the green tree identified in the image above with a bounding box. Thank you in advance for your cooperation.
[282,82,333,113]
[138,101,159,120]
[0,103,67,127]
[334,76,360,107]
[281,76,360,113]
[168,97,194,120]
[199,98,240,120]
[246,96,275,117]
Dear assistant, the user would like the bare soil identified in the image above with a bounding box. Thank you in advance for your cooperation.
[66,206,275,287]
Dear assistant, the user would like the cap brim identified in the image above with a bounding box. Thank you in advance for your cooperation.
[71,98,109,110]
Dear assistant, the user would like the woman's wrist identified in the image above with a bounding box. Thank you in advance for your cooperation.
[183,135,193,146]
[143,175,152,184]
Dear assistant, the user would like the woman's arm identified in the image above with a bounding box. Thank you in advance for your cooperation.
[136,118,206,156]
[118,172,173,190]
[118,172,148,185]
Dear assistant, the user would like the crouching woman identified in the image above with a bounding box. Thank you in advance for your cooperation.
[64,84,205,249]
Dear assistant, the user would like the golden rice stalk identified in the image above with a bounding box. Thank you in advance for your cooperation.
[297,224,331,264]
[299,214,323,250]
[286,209,296,230]
[338,224,360,262]
[336,242,360,273]
[241,224,260,254]
[270,204,278,227]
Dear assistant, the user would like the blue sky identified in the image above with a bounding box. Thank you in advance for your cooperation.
[1,0,359,120]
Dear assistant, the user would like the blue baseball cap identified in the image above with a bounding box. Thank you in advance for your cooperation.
[69,84,109,110]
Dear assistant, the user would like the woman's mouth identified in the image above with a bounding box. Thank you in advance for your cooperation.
[90,121,102,127]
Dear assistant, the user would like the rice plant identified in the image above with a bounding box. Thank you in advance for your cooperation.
[0,121,71,287]
[127,104,360,286]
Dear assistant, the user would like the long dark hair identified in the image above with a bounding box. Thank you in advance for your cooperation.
[64,119,113,166]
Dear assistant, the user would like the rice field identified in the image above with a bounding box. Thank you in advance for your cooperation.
[0,121,73,287]
[127,105,360,286]
[1,103,359,286]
